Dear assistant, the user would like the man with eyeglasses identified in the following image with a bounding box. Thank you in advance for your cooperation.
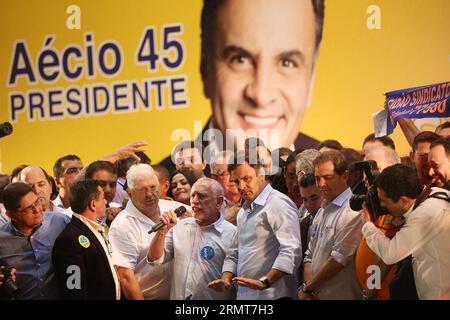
[52,155,84,209]
[210,151,241,225]
[0,182,70,299]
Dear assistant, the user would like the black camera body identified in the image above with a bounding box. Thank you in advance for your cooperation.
[0,267,20,298]
[349,160,389,217]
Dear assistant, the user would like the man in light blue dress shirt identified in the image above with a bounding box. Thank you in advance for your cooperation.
[0,182,70,299]
[209,151,301,299]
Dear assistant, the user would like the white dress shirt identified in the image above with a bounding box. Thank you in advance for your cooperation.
[363,187,450,300]
[109,200,184,299]
[150,214,236,300]
[304,187,363,300]
[222,184,301,300]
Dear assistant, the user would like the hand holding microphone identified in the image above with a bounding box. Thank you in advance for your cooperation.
[148,206,187,234]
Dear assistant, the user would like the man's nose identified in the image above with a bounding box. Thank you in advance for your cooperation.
[429,167,435,177]
[244,64,277,107]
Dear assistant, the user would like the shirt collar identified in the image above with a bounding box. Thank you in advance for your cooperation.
[205,213,225,233]
[8,219,42,237]
[72,212,105,232]
[328,187,353,207]
[243,183,272,212]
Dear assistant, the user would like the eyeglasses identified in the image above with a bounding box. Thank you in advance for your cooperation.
[16,197,44,215]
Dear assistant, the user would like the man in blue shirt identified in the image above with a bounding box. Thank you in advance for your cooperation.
[209,150,301,299]
[0,182,70,299]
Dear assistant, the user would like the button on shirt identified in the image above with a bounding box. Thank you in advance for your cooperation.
[304,188,363,300]
[0,211,70,299]
[150,214,236,300]
[222,184,301,300]
[363,188,450,300]
[109,200,180,299]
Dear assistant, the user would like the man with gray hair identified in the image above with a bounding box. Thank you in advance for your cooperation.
[147,177,236,300]
[109,164,188,299]
[295,149,321,179]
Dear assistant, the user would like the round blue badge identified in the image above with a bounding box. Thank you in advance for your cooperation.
[200,246,214,260]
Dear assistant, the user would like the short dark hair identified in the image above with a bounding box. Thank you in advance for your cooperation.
[228,149,264,174]
[172,140,204,161]
[152,164,170,183]
[412,131,440,153]
[273,147,293,159]
[430,137,450,157]
[435,121,450,134]
[200,0,325,81]
[2,182,33,211]
[317,139,343,151]
[376,164,423,202]
[285,149,302,168]
[363,133,396,150]
[170,168,198,189]
[85,161,117,179]
[299,172,316,188]
[53,155,81,178]
[340,148,363,173]
[313,150,348,175]
[10,164,28,181]
[70,179,101,214]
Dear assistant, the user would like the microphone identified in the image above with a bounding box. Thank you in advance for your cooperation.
[148,206,187,234]
[0,122,13,138]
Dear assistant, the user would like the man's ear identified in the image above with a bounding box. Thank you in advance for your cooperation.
[88,199,96,212]
[55,176,64,189]
[216,195,224,209]
[409,151,415,163]
[342,170,350,183]
[399,195,413,210]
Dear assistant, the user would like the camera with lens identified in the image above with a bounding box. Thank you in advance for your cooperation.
[349,160,389,218]
[0,266,20,298]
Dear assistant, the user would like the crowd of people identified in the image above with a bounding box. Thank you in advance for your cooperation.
[1,0,449,300]
[1,121,450,300]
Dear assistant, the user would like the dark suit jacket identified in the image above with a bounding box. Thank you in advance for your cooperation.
[52,216,116,300]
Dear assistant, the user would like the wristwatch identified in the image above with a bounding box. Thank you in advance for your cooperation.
[299,282,315,294]
[259,276,271,289]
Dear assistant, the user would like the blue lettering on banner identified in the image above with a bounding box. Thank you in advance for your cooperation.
[384,81,450,135]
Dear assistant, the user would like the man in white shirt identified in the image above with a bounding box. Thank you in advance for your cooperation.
[209,150,301,300]
[147,177,236,300]
[362,164,450,300]
[109,164,187,300]
[300,151,363,300]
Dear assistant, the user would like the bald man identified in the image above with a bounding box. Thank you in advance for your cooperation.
[18,166,69,215]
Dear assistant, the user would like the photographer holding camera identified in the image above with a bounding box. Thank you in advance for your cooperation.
[362,164,450,300]
[353,146,403,300]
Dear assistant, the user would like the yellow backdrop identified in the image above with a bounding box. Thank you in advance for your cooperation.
[1,0,449,174]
